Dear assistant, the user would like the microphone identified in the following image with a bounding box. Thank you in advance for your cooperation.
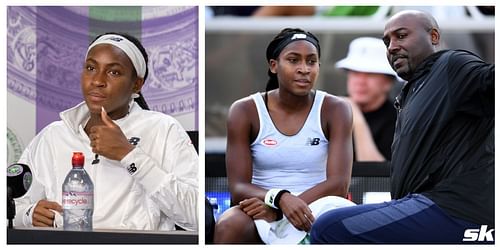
[7,163,32,198]
[7,163,32,229]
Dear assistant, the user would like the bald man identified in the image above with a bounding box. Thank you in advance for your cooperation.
[310,10,494,243]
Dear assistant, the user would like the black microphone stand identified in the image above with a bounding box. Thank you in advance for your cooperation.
[7,187,15,229]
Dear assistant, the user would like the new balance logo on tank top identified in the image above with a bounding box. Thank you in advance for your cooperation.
[250,90,328,194]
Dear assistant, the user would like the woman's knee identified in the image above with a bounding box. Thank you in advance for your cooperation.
[213,207,260,243]
[215,208,243,232]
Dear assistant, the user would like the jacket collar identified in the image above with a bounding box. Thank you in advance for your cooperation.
[400,50,449,97]
[59,100,139,135]
[409,50,448,82]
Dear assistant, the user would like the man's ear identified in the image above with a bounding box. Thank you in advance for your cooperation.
[430,28,440,46]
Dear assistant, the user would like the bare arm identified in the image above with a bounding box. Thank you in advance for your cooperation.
[298,95,354,204]
[347,98,385,161]
[225,98,267,205]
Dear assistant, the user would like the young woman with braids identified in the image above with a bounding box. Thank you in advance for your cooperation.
[14,32,198,231]
[213,28,355,244]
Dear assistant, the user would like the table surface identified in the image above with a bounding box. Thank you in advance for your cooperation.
[7,227,198,244]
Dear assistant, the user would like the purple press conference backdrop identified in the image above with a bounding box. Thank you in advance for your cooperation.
[7,6,198,164]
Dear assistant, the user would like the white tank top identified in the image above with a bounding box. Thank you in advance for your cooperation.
[250,90,328,194]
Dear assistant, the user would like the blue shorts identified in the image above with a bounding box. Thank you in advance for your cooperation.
[310,194,488,244]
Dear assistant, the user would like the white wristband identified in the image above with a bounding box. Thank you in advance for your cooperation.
[264,188,282,209]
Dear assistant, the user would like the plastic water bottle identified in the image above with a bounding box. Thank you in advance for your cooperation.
[62,152,94,231]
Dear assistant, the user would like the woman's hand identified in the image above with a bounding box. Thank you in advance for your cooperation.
[279,193,315,232]
[89,107,134,161]
[32,200,62,227]
[239,197,278,222]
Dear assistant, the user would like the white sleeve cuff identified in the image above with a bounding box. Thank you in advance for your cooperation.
[120,146,168,194]
[20,202,37,227]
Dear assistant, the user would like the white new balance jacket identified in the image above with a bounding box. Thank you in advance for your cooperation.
[14,101,198,231]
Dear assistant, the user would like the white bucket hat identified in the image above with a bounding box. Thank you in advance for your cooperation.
[336,37,399,78]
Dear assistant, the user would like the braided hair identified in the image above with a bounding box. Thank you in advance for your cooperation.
[90,32,150,110]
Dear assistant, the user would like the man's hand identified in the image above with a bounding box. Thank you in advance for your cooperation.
[32,200,62,227]
[239,197,278,222]
[89,107,134,161]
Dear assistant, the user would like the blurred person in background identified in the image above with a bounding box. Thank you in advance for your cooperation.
[214,28,355,244]
[336,37,400,162]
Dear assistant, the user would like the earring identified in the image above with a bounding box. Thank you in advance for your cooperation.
[131,93,140,99]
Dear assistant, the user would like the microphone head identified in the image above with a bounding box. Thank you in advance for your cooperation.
[7,163,32,198]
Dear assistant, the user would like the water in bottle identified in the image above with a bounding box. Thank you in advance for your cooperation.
[62,152,94,231]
